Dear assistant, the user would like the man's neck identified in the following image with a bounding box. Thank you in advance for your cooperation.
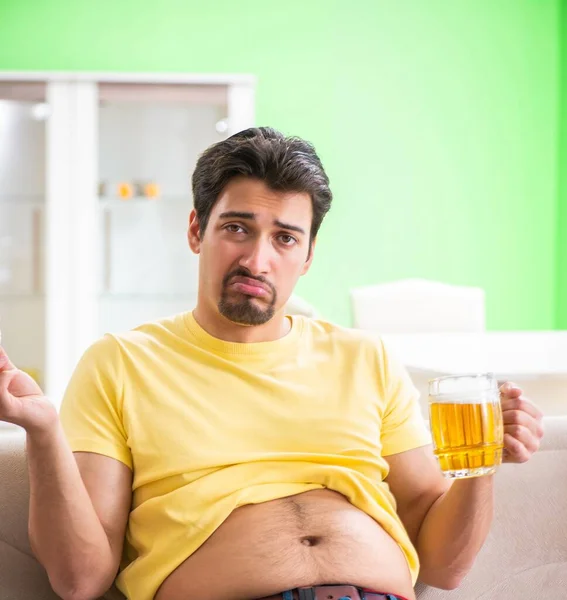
[192,303,291,344]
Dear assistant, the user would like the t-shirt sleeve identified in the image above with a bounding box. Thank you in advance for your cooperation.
[377,338,432,456]
[59,334,132,469]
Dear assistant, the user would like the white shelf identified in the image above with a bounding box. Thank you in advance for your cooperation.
[0,293,45,300]
[0,195,45,205]
[99,293,195,300]
[98,195,190,208]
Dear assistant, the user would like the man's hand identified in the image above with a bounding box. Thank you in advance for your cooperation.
[500,381,544,463]
[0,346,57,433]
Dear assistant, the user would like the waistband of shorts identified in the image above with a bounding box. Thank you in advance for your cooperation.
[262,584,409,600]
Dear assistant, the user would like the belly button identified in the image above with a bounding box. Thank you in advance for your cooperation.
[300,536,319,547]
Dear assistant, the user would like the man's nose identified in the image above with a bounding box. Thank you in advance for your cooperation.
[239,239,272,275]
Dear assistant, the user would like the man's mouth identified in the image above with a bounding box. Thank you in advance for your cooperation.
[229,276,270,298]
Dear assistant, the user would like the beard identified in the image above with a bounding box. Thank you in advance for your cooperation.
[218,267,277,326]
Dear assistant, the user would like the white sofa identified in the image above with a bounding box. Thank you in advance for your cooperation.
[350,279,486,333]
[1,417,566,600]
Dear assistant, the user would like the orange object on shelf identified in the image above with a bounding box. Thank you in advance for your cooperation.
[118,182,134,200]
[144,182,160,198]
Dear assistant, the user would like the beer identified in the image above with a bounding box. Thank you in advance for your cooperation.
[429,374,504,479]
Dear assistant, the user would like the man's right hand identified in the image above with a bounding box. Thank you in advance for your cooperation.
[0,347,58,433]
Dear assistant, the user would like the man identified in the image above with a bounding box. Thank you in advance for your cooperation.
[0,127,543,600]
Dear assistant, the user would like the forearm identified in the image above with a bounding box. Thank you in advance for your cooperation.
[416,476,494,589]
[27,423,116,599]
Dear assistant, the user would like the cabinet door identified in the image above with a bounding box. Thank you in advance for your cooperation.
[98,84,227,334]
[97,84,229,334]
[0,85,47,385]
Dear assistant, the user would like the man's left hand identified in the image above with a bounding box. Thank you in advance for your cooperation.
[500,382,544,463]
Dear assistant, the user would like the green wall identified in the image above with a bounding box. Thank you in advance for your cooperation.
[0,0,560,329]
[558,0,567,329]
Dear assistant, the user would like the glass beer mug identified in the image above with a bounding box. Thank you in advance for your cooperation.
[429,373,504,479]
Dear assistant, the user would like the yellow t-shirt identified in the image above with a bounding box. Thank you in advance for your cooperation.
[59,313,431,600]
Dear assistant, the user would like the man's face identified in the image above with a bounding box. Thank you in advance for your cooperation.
[188,177,315,326]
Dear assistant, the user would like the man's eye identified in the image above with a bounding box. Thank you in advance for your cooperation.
[225,224,245,234]
[279,234,297,246]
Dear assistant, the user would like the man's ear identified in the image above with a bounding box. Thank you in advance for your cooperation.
[188,209,201,254]
[301,236,317,276]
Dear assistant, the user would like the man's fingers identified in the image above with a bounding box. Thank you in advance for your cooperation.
[501,394,543,421]
[0,369,16,390]
[503,407,544,438]
[503,432,532,463]
[0,370,18,420]
[499,381,522,398]
[0,347,16,371]
[504,424,540,454]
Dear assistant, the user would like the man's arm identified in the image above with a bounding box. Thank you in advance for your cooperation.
[28,430,132,600]
[385,446,493,590]
[0,347,132,600]
[384,383,543,590]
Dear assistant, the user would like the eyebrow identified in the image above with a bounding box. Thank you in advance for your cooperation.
[218,211,306,236]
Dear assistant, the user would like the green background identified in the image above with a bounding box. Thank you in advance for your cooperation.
[0,0,562,329]
[558,0,567,329]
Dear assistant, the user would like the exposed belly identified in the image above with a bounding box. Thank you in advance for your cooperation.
[155,489,416,600]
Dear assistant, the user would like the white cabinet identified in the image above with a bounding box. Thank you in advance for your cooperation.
[0,73,255,403]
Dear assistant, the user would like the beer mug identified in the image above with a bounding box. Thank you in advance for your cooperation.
[429,373,504,479]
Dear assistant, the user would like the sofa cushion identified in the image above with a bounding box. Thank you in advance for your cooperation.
[415,415,567,599]
[0,428,60,599]
[2,418,566,600]
[0,427,126,600]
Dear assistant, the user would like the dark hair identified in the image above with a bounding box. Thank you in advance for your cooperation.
[191,127,332,244]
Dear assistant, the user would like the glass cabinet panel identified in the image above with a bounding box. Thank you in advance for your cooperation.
[97,83,229,334]
[0,82,47,386]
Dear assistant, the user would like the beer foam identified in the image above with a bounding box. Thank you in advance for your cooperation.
[429,391,499,404]
[429,374,499,404]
